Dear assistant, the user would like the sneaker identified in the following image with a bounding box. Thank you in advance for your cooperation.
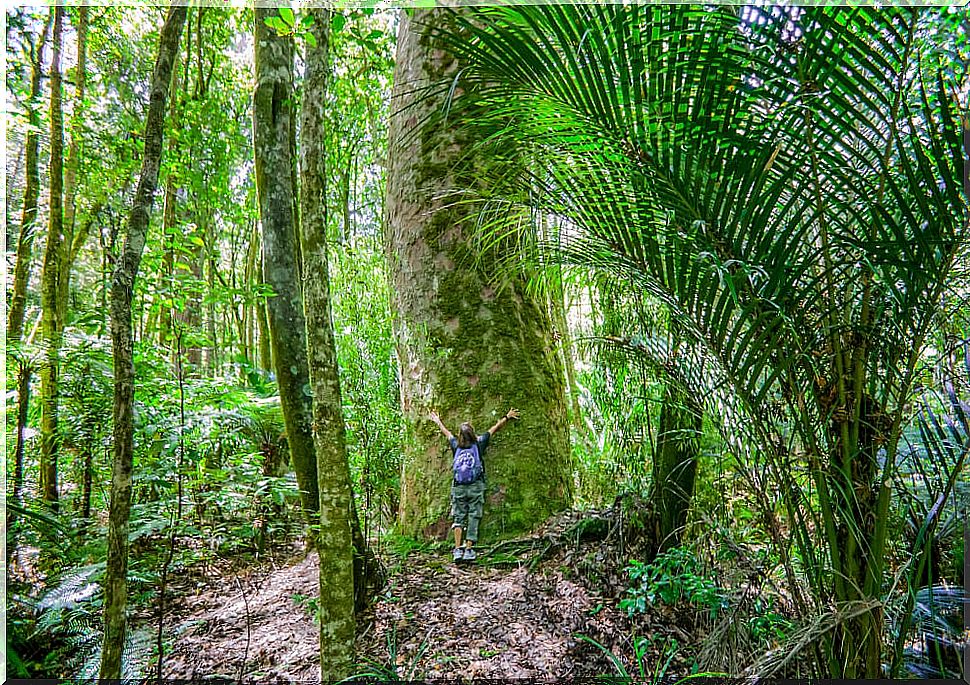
[452,547,464,562]
[462,547,477,562]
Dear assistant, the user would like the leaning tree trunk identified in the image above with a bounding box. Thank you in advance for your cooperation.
[298,8,355,676]
[7,13,51,342]
[385,8,572,540]
[99,7,186,679]
[252,7,320,528]
[39,5,65,509]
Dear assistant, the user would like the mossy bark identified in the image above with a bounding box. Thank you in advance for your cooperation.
[253,9,319,526]
[645,380,701,559]
[100,7,186,679]
[298,8,356,678]
[385,9,572,540]
[57,4,88,327]
[7,13,51,342]
[39,6,65,509]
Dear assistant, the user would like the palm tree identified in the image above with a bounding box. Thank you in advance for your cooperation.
[428,5,967,677]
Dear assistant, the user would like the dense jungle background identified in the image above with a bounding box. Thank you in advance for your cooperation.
[5,3,969,681]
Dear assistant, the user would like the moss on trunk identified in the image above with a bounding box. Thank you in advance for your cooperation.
[385,9,572,541]
[253,10,319,525]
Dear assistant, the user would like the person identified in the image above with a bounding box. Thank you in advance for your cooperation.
[429,407,520,563]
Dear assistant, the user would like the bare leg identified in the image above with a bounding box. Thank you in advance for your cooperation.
[453,526,463,548]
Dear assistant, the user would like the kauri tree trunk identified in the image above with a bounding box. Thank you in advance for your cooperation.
[99,7,186,678]
[385,9,572,539]
[298,9,355,676]
[253,7,320,527]
[7,13,51,342]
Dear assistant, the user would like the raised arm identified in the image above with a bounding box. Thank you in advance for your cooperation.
[429,411,455,441]
[487,408,520,436]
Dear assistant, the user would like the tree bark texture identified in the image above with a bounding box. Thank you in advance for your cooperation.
[645,380,701,559]
[253,7,320,525]
[385,9,572,539]
[57,3,89,326]
[8,360,34,553]
[298,9,356,677]
[39,5,66,508]
[99,7,186,679]
[7,13,51,341]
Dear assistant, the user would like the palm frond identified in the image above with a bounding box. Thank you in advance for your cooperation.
[426,5,966,675]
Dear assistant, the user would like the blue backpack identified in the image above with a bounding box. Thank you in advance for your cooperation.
[453,443,483,484]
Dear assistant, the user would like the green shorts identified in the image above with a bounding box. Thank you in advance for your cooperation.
[451,478,486,542]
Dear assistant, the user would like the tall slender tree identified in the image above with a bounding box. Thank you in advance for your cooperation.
[57,3,89,325]
[385,8,572,539]
[99,6,187,678]
[298,8,356,676]
[38,5,65,508]
[252,7,320,527]
[8,13,52,341]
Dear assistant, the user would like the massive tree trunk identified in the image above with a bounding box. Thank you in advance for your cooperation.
[39,5,66,509]
[252,7,320,527]
[99,7,186,678]
[385,9,572,539]
[7,13,51,342]
[298,9,355,676]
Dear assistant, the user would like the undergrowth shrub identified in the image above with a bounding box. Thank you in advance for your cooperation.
[620,547,728,623]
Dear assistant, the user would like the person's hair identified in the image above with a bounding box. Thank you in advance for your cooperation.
[457,422,476,449]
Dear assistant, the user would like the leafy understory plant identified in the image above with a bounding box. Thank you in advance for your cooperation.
[620,547,728,621]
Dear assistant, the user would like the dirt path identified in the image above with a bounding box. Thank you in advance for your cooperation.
[158,546,640,680]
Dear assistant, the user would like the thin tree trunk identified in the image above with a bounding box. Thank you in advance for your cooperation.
[241,221,259,371]
[205,221,219,375]
[57,3,89,326]
[257,297,272,371]
[99,7,186,678]
[645,378,701,558]
[39,5,66,509]
[541,214,584,428]
[69,200,105,269]
[157,51,182,350]
[253,7,320,528]
[81,443,94,521]
[7,14,52,342]
[299,10,361,674]
[8,360,34,554]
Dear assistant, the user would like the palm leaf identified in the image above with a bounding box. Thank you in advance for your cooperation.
[424,5,967,676]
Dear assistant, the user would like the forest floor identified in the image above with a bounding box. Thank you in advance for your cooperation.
[158,506,702,680]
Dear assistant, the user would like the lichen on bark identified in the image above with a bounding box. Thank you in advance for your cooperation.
[385,8,572,541]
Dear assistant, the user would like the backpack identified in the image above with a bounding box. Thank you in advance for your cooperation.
[453,443,483,484]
